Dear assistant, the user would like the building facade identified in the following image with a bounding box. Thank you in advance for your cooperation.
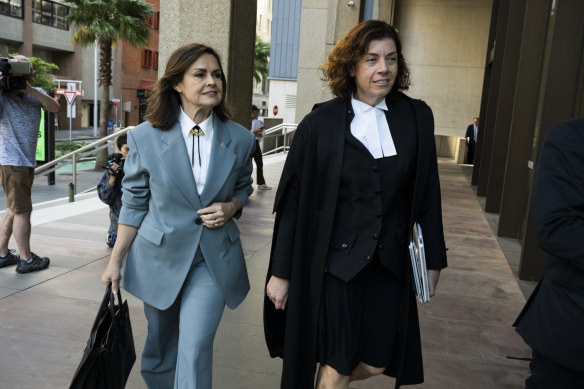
[79,0,160,130]
[0,0,83,130]
[267,0,301,124]
[252,0,272,116]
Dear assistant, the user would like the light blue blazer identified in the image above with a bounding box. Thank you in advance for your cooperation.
[118,116,255,310]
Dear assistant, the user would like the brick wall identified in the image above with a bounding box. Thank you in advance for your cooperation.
[119,0,160,126]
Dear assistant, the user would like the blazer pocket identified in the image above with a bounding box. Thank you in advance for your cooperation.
[226,222,241,243]
[138,222,164,246]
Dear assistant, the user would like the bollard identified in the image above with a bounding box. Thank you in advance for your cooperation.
[69,182,75,202]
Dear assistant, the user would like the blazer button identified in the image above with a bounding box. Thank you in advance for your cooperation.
[195,217,203,225]
[373,233,379,239]
[378,244,384,249]
[341,243,348,249]
[366,255,371,260]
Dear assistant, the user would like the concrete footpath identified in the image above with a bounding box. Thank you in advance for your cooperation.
[0,155,532,388]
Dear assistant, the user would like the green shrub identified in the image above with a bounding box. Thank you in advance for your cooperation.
[55,141,85,157]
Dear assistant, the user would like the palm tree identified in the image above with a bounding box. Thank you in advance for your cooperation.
[65,0,152,169]
[254,35,270,85]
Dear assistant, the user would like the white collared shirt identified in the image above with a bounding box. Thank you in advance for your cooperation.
[350,96,397,159]
[179,107,214,195]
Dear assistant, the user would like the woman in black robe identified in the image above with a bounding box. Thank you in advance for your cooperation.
[264,20,447,389]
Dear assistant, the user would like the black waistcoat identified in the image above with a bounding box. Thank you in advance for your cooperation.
[326,97,418,282]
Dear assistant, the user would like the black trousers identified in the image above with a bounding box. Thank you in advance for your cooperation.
[525,350,584,389]
[466,143,475,164]
[251,140,265,185]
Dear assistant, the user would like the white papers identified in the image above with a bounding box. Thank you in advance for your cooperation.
[409,223,430,304]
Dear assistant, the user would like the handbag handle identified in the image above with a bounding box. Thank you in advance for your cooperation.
[87,284,116,346]
[107,283,123,335]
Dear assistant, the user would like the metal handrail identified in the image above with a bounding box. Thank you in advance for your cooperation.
[35,126,134,196]
[33,122,294,199]
[264,122,297,135]
[261,123,297,155]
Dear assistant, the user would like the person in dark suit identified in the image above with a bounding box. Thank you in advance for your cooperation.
[264,20,447,389]
[465,117,479,164]
[101,43,255,388]
[514,117,584,388]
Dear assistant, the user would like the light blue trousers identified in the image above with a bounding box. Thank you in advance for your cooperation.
[141,259,225,389]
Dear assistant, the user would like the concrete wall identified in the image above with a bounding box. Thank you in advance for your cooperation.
[32,24,75,53]
[267,79,297,123]
[294,0,491,131]
[295,0,361,123]
[160,0,256,128]
[394,0,492,137]
[435,135,467,163]
[0,15,24,44]
[160,0,231,76]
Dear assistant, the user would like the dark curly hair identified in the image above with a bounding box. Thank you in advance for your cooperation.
[320,20,411,100]
[145,43,230,130]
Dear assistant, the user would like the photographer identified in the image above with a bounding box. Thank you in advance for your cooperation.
[0,55,59,273]
[97,134,128,247]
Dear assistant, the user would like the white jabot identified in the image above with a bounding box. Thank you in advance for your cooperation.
[350,96,397,159]
[179,107,214,195]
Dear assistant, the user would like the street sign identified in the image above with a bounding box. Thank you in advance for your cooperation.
[64,91,77,105]
[273,105,279,116]
[54,89,83,96]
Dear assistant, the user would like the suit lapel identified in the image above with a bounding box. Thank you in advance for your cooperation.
[199,116,236,206]
[158,122,202,210]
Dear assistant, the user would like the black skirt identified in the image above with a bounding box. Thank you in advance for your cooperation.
[317,253,402,376]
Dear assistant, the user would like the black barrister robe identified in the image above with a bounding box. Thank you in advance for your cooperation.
[514,118,584,373]
[263,92,448,388]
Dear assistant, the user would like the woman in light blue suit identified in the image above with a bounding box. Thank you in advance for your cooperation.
[101,43,255,389]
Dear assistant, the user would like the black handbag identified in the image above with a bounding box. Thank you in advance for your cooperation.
[69,284,136,389]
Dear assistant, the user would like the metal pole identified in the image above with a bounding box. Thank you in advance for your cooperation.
[69,115,72,141]
[68,183,75,202]
[283,127,288,153]
[94,41,98,137]
[72,153,77,195]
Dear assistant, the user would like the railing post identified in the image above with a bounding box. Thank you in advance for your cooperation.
[68,183,75,202]
[72,153,77,195]
[283,127,288,153]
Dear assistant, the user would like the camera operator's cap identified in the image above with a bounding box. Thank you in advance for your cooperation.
[252,105,259,111]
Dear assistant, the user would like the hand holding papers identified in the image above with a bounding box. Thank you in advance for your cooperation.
[409,223,430,304]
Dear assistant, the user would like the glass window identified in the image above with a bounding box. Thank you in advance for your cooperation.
[41,0,51,25]
[10,0,22,17]
[32,0,42,23]
[0,0,22,17]
[31,0,69,30]
[0,0,10,16]
[53,3,68,29]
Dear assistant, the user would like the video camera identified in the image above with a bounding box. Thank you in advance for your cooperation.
[0,57,33,92]
[107,153,125,178]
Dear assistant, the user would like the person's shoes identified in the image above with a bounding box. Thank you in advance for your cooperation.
[0,250,19,268]
[258,184,272,190]
[15,253,50,274]
[106,232,117,248]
